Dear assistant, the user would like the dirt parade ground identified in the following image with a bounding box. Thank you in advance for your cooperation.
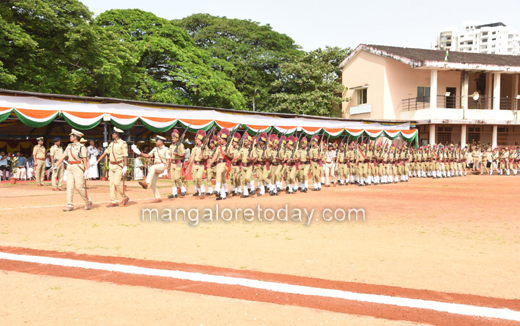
[1,175,520,325]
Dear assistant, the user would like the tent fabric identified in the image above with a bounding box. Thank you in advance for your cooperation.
[0,95,417,143]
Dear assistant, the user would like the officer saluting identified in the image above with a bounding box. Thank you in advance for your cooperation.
[95,127,129,207]
[53,129,92,212]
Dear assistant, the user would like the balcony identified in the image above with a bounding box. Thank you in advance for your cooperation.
[400,96,520,122]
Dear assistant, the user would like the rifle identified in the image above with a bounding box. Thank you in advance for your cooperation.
[248,126,265,158]
[276,130,288,159]
[174,124,191,153]
[261,125,276,158]
[201,125,216,152]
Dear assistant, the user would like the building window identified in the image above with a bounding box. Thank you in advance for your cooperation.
[438,132,451,143]
[482,38,487,43]
[357,88,368,105]
[417,86,430,103]
[468,133,480,142]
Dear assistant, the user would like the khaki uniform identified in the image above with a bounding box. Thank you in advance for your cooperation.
[191,145,204,187]
[62,142,91,208]
[357,149,368,180]
[32,144,46,185]
[272,147,284,185]
[297,147,310,184]
[308,146,321,184]
[254,145,271,186]
[50,144,64,188]
[107,139,128,203]
[215,145,228,184]
[205,147,218,187]
[229,146,241,189]
[146,146,170,199]
[169,143,185,187]
[239,146,254,187]
[284,147,298,185]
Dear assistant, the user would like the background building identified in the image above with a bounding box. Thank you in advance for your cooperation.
[433,21,520,55]
[340,44,520,148]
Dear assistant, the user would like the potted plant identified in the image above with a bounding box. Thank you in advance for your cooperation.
[8,157,19,184]
[99,161,109,181]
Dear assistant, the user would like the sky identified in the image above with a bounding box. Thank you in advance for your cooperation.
[80,0,520,51]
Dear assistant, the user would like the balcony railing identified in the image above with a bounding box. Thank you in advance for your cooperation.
[401,95,520,111]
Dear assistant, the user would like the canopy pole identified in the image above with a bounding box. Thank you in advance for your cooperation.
[103,120,108,145]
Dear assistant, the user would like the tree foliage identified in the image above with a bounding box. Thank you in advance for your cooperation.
[95,9,245,109]
[175,14,302,111]
[270,46,351,117]
[0,2,352,116]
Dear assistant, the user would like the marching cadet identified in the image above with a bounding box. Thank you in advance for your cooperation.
[490,147,499,175]
[270,135,285,194]
[280,136,289,191]
[381,143,391,184]
[480,147,491,175]
[133,135,171,203]
[356,143,368,186]
[431,144,440,179]
[365,142,374,186]
[32,136,46,186]
[50,137,64,191]
[335,142,346,185]
[187,130,206,199]
[324,142,336,187]
[268,135,281,195]
[297,137,310,192]
[239,132,255,198]
[208,128,231,200]
[253,132,270,196]
[229,132,242,196]
[309,135,322,191]
[204,135,219,195]
[389,144,398,183]
[472,147,481,173]
[169,129,186,198]
[284,136,299,194]
[95,127,129,207]
[347,142,356,184]
[53,129,92,211]
[375,142,384,185]
[512,147,519,176]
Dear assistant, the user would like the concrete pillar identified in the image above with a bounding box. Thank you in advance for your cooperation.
[512,75,519,111]
[492,125,498,149]
[461,71,469,118]
[430,69,438,110]
[493,72,501,111]
[485,73,493,110]
[429,124,436,145]
[461,124,467,148]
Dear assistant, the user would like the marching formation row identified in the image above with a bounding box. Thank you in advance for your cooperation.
[37,127,518,211]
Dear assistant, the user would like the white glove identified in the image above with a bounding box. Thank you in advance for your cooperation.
[131,144,141,155]
[122,166,127,175]
[51,166,57,170]
[83,170,89,179]
[90,163,96,168]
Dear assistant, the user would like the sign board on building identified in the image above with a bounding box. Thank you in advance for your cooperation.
[350,104,372,115]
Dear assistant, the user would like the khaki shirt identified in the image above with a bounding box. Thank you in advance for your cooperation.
[64,143,87,168]
[337,150,346,163]
[33,144,46,160]
[149,146,170,165]
[169,143,185,161]
[239,146,252,164]
[298,148,309,162]
[308,147,320,160]
[49,145,64,162]
[107,139,128,165]
[357,150,367,162]
[285,148,297,161]
[191,146,203,162]
[254,146,269,162]
[324,150,336,163]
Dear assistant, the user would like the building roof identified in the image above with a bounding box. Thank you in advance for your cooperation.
[340,44,520,72]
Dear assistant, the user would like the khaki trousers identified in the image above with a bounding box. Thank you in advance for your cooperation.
[241,166,252,185]
[146,164,165,199]
[310,162,320,183]
[298,163,310,182]
[109,164,127,203]
[35,160,45,184]
[66,165,89,207]
[52,164,64,188]
[191,164,204,187]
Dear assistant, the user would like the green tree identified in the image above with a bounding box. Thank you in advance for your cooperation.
[0,0,135,96]
[95,9,245,109]
[175,14,302,111]
[270,46,351,117]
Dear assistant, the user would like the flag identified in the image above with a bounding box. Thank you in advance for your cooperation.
[445,50,449,62]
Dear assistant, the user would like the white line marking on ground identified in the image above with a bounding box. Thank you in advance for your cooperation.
[0,252,518,321]
[0,198,156,211]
